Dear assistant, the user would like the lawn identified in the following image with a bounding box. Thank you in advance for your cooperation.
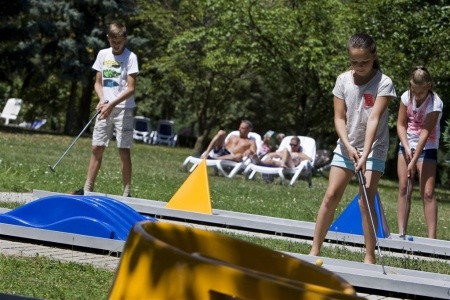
[1,131,449,240]
[0,131,449,299]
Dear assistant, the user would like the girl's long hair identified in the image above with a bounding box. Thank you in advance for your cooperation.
[409,66,433,103]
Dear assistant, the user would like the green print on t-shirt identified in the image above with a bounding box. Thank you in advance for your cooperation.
[103,69,121,78]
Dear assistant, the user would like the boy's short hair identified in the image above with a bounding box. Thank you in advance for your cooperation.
[107,22,127,38]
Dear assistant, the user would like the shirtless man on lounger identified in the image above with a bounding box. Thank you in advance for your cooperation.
[201,120,257,162]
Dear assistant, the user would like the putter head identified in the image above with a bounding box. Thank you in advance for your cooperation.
[48,165,56,173]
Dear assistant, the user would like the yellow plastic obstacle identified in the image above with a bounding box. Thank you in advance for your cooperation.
[109,221,364,299]
[166,159,212,214]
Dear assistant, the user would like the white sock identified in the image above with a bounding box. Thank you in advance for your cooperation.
[83,181,94,193]
[123,185,131,197]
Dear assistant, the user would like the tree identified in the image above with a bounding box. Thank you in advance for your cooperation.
[0,1,33,100]
[345,0,450,178]
[134,0,355,154]
[1,0,448,173]
[135,0,262,154]
[0,0,138,133]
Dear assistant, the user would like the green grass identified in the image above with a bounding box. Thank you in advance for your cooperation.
[0,254,114,299]
[1,131,450,299]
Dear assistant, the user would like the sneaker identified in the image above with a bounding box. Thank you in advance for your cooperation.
[70,188,84,195]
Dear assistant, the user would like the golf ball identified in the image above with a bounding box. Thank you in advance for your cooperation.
[315,259,323,267]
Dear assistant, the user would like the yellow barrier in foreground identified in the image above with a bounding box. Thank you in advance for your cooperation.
[109,221,364,299]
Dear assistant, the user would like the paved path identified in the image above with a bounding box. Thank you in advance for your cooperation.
[0,239,120,271]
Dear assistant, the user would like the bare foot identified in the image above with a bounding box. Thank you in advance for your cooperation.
[364,255,376,264]
[309,249,320,256]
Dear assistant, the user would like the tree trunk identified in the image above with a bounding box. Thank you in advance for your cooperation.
[192,127,214,157]
[77,75,95,133]
[192,135,205,157]
[64,80,78,134]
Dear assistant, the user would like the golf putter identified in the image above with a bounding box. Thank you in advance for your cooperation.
[48,101,108,172]
[400,148,415,238]
[356,169,387,275]
[400,176,412,238]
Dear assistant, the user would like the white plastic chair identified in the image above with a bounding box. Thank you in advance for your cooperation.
[216,131,261,178]
[30,119,47,130]
[152,120,177,147]
[182,131,262,178]
[133,116,153,144]
[1,98,22,125]
[244,135,316,186]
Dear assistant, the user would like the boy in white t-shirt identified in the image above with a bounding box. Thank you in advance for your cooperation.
[73,22,139,197]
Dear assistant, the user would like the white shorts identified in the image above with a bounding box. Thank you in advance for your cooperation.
[92,108,134,148]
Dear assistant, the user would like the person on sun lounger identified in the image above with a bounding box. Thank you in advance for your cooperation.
[201,120,257,162]
[252,136,312,168]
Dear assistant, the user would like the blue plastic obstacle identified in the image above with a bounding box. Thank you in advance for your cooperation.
[329,192,390,238]
[0,195,156,240]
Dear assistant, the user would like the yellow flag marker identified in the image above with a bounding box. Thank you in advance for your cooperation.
[166,159,212,214]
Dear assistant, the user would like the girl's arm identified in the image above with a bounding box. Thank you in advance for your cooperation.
[408,111,440,174]
[358,95,391,171]
[333,96,359,164]
[397,101,413,162]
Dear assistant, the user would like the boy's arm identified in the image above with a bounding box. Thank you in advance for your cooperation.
[94,71,104,110]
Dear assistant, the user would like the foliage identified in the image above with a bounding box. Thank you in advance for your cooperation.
[134,0,354,153]
[442,118,450,159]
[342,0,450,178]
[0,2,32,98]
[0,0,449,158]
[435,104,449,187]
[0,0,138,133]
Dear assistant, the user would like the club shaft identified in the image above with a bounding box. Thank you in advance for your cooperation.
[356,169,386,274]
[357,171,378,236]
[50,110,100,171]
[401,177,412,236]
